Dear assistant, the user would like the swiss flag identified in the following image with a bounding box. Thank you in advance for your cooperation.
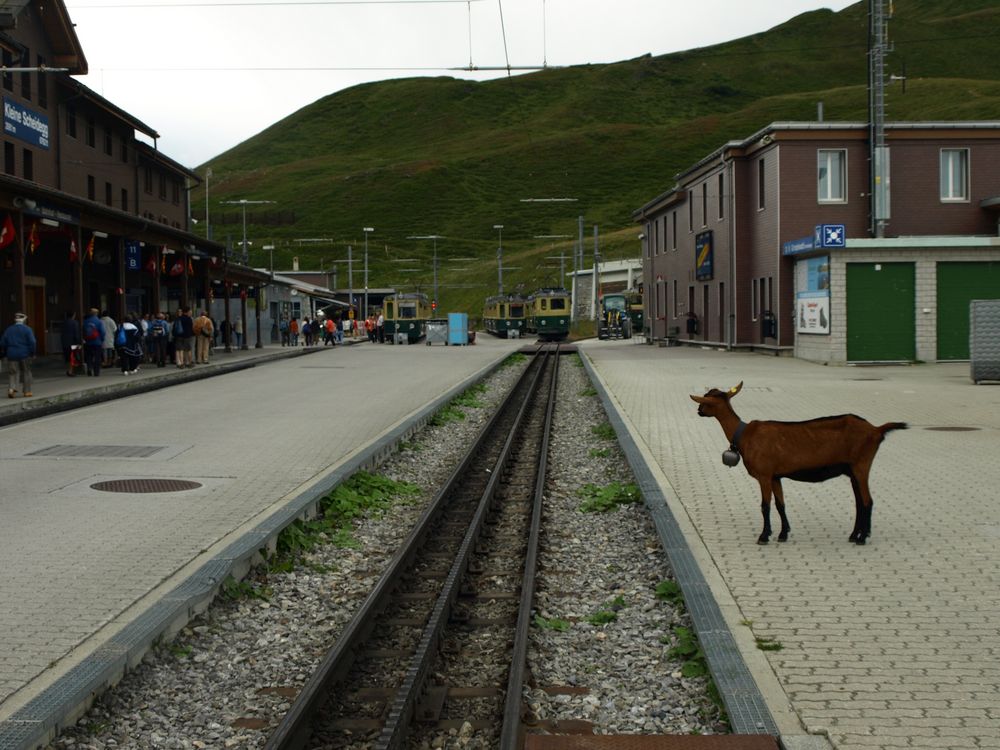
[0,214,14,249]
[169,260,185,276]
[69,240,78,264]
[145,254,157,274]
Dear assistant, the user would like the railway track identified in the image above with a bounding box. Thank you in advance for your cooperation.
[265,347,561,750]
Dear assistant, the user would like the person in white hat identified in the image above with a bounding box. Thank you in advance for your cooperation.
[1,312,37,398]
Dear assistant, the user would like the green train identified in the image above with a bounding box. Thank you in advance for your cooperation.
[483,294,528,338]
[384,293,432,344]
[526,288,571,341]
[598,289,643,340]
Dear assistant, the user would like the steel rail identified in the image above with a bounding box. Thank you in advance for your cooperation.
[499,344,560,748]
[376,347,553,750]
[264,351,548,750]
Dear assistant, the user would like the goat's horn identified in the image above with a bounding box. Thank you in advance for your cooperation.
[728,381,743,396]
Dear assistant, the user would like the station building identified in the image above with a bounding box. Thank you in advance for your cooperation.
[633,121,1000,363]
[0,0,268,353]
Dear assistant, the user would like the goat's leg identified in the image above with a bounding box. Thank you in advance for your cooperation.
[772,478,791,542]
[757,478,773,544]
[848,468,874,545]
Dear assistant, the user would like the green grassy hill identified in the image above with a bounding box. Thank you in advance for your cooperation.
[196,0,1000,316]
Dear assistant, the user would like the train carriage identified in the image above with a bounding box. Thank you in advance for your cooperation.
[384,293,431,344]
[526,288,571,341]
[483,294,528,338]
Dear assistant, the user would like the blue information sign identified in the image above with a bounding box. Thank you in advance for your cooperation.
[125,240,141,271]
[3,97,50,149]
[814,224,846,248]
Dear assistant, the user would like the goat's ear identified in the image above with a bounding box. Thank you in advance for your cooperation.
[728,381,744,397]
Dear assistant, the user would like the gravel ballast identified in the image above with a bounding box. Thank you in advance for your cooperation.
[47,352,726,750]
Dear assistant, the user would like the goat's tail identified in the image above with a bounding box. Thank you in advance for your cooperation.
[878,421,908,436]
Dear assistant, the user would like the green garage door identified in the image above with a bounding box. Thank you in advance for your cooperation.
[937,262,1000,360]
[847,262,915,362]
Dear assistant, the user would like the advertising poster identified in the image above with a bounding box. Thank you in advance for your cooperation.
[695,230,713,281]
[796,255,830,335]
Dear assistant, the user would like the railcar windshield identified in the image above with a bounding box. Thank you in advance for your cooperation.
[510,304,524,317]
[602,295,627,312]
[549,298,566,310]
[400,305,417,319]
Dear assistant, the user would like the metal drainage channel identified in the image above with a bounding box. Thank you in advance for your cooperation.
[90,478,203,493]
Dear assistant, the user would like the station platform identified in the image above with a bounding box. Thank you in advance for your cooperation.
[0,335,522,748]
[1,337,997,750]
[582,340,1000,750]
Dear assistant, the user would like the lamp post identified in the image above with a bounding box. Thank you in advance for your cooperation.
[407,234,442,310]
[363,227,374,319]
[221,199,275,263]
[204,167,212,240]
[493,224,504,295]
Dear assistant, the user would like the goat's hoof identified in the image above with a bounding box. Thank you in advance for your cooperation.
[854,537,867,546]
[757,537,769,545]
[777,534,789,542]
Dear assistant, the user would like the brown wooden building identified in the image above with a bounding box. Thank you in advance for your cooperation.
[634,121,1000,363]
[1,0,262,353]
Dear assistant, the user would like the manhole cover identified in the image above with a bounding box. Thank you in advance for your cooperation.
[28,444,165,458]
[924,426,980,431]
[90,478,203,493]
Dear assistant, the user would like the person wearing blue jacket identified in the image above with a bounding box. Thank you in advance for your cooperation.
[1,312,37,398]
[81,307,107,376]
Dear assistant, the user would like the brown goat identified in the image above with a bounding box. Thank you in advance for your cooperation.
[690,382,907,545]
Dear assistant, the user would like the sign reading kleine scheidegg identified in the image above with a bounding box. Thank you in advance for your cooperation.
[3,97,50,149]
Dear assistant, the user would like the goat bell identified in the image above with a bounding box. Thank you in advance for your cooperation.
[722,448,741,467]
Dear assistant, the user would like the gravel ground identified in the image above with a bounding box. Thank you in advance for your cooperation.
[47,352,725,750]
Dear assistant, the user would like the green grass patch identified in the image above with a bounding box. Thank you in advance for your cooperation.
[654,579,685,608]
[588,595,626,625]
[271,472,420,568]
[430,405,466,426]
[168,643,193,659]
[579,386,597,397]
[588,447,610,458]
[452,382,487,408]
[501,352,527,367]
[399,440,422,452]
[667,625,709,678]
[533,615,571,632]
[591,422,616,441]
[221,576,272,601]
[577,482,641,513]
[755,636,784,652]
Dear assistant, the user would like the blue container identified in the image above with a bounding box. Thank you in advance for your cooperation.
[447,312,469,346]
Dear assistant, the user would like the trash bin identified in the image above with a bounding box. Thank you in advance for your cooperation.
[426,318,448,346]
[448,312,468,346]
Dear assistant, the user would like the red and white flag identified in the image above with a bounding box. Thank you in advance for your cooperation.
[0,214,15,249]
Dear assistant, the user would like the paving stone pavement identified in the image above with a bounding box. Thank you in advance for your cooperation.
[0,336,521,746]
[582,340,1000,750]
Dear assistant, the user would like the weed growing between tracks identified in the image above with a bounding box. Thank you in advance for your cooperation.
[576,481,641,512]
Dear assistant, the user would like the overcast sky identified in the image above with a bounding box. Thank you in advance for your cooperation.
[62,0,858,169]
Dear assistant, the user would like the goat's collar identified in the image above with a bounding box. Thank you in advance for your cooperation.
[730,420,748,454]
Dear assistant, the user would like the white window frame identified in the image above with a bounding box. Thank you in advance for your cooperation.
[817,149,847,203]
[940,148,969,202]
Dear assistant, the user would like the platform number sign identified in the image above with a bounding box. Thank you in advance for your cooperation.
[814,224,846,249]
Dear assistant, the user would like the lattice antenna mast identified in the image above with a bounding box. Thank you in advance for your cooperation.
[869,0,892,238]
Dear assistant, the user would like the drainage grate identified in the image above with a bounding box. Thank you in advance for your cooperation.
[924,426,980,432]
[90,479,203,493]
[27,444,165,458]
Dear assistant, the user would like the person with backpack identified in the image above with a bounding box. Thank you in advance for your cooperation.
[149,312,169,367]
[173,307,194,368]
[82,308,106,377]
[118,315,143,375]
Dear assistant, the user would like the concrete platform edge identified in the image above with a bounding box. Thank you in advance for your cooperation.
[580,352,831,750]
[0,351,511,750]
